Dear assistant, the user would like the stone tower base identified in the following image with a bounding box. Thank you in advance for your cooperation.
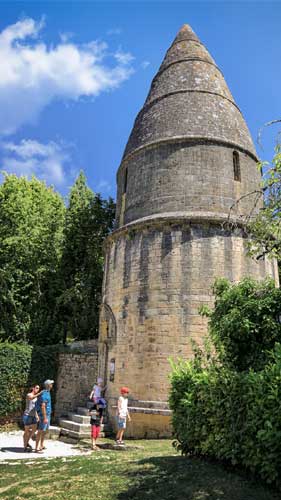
[108,398,172,439]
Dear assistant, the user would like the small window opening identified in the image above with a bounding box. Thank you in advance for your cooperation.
[124,168,128,193]
[233,151,241,181]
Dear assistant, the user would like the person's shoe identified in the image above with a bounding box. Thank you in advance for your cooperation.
[26,443,32,449]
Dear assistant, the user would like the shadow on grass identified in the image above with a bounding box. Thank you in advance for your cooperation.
[117,455,279,500]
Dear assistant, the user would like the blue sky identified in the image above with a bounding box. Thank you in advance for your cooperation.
[0,1,280,200]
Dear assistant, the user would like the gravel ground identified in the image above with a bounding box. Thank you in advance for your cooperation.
[0,431,91,461]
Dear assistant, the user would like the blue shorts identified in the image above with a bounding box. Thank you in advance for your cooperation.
[117,417,126,429]
[38,417,50,431]
[23,415,37,427]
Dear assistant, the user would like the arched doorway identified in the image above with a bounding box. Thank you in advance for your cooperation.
[98,303,117,391]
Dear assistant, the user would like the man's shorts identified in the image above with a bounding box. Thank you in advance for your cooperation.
[23,415,37,427]
[38,417,50,431]
[91,425,100,439]
[117,417,126,429]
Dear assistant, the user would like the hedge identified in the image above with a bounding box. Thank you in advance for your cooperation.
[0,342,61,422]
[169,344,281,488]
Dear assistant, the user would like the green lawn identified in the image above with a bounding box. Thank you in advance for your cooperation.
[0,440,279,500]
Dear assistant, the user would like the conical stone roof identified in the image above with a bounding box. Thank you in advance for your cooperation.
[122,25,256,161]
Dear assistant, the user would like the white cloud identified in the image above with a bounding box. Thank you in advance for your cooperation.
[0,17,134,135]
[114,49,135,66]
[1,139,75,186]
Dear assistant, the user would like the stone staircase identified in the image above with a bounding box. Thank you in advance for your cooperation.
[58,400,171,440]
[59,402,110,440]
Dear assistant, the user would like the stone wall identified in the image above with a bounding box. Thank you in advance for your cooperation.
[117,142,261,226]
[100,220,278,405]
[54,340,98,418]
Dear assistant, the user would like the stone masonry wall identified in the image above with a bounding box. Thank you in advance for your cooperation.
[101,222,278,405]
[54,343,98,418]
[116,142,260,226]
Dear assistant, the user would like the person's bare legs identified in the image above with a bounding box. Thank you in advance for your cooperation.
[26,424,37,449]
[23,427,31,449]
[40,431,46,450]
[35,430,45,452]
[116,428,125,443]
[35,429,41,451]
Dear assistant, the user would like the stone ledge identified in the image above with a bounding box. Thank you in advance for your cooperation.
[107,210,249,244]
[112,405,172,416]
[119,135,258,171]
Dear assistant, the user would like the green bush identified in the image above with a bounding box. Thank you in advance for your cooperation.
[200,278,281,371]
[0,343,32,419]
[0,343,61,421]
[170,345,281,487]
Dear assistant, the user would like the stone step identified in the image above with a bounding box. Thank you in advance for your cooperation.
[75,407,108,423]
[59,418,105,433]
[59,428,105,439]
[129,407,171,416]
[76,406,92,416]
[46,425,61,439]
[112,405,171,416]
[131,400,170,410]
[107,399,170,410]
[68,413,90,424]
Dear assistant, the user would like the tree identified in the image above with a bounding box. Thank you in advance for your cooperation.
[247,144,281,260]
[58,172,115,341]
[0,174,65,344]
[200,277,281,372]
[227,143,281,264]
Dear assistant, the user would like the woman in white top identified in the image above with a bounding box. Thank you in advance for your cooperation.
[22,384,41,452]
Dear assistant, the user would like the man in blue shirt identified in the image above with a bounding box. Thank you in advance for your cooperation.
[35,379,54,453]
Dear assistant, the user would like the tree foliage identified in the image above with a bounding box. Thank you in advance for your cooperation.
[0,174,65,344]
[200,277,281,372]
[248,144,281,259]
[0,172,115,345]
[55,172,115,341]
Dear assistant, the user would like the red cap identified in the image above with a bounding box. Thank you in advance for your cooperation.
[120,386,129,394]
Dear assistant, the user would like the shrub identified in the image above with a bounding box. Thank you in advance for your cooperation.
[0,343,61,422]
[170,345,281,487]
[200,278,281,371]
[0,343,32,420]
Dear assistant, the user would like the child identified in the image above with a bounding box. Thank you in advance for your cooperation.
[116,387,131,445]
[89,378,106,423]
[89,403,103,451]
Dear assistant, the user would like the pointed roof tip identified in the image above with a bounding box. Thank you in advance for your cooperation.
[173,23,200,44]
[178,24,194,33]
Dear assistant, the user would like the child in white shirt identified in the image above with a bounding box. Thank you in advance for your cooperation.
[116,386,131,445]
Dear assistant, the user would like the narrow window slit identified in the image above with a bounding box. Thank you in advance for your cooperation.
[233,151,241,181]
[124,168,128,193]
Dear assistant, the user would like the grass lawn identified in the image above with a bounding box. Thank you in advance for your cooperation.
[0,439,279,500]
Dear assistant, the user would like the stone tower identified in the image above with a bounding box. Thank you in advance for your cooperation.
[99,25,278,436]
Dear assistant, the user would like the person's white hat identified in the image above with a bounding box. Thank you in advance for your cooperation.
[44,379,54,387]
